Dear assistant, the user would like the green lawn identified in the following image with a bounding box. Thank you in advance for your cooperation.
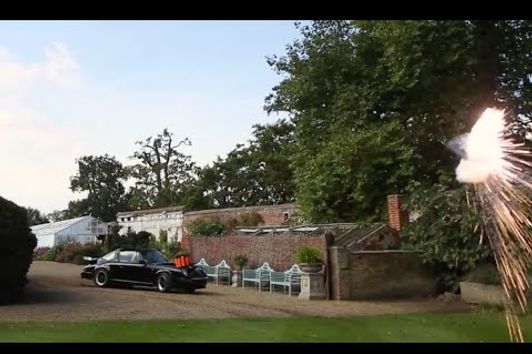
[1,312,531,342]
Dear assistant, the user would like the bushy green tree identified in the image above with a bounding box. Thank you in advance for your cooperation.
[266,20,532,222]
[183,120,295,210]
[400,177,491,291]
[127,129,196,209]
[68,154,127,222]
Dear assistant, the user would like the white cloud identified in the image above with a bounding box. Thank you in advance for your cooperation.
[0,43,84,213]
[0,42,80,96]
[43,42,81,87]
[0,48,39,95]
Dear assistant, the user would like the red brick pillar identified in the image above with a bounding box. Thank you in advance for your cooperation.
[387,194,409,235]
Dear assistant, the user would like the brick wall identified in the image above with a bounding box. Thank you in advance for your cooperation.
[329,247,437,300]
[186,233,331,271]
[182,204,297,232]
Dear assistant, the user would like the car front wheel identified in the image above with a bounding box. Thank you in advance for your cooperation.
[93,269,110,288]
[156,273,173,293]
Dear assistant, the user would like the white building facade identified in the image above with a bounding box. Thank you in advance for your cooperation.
[116,206,184,241]
[32,216,108,248]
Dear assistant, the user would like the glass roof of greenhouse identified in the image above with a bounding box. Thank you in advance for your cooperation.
[31,216,91,235]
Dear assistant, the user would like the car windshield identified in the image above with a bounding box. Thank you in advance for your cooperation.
[102,251,118,262]
[142,250,169,265]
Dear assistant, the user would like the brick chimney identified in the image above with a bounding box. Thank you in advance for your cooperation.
[387,194,409,234]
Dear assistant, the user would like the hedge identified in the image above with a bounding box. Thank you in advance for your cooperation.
[0,196,37,304]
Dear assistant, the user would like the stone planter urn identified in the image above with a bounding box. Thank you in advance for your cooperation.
[231,270,242,287]
[299,263,323,273]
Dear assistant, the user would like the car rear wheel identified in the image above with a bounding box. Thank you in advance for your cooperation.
[157,273,172,293]
[93,269,110,288]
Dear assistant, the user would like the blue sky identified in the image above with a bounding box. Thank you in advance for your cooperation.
[0,21,304,212]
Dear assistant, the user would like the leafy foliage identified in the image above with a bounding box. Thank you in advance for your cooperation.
[46,210,69,223]
[104,229,153,251]
[238,212,264,226]
[0,196,37,303]
[187,218,226,237]
[295,246,322,264]
[233,255,249,270]
[40,246,60,262]
[266,20,532,222]
[401,178,491,291]
[127,129,196,209]
[183,120,296,210]
[68,155,127,222]
[54,242,104,263]
[25,207,50,226]
[294,121,416,222]
[33,247,50,256]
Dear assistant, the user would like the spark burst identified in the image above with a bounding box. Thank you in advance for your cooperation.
[448,108,532,342]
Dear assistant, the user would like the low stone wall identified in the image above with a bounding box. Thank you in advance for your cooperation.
[329,247,438,300]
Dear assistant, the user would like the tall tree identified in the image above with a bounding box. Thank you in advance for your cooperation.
[68,155,127,222]
[183,120,296,210]
[25,207,50,226]
[127,129,196,209]
[266,20,532,222]
[46,210,69,223]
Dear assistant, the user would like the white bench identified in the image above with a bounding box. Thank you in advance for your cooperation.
[242,262,274,291]
[270,264,302,296]
[212,260,231,285]
[195,258,231,285]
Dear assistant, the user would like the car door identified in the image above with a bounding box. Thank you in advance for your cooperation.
[100,250,121,279]
[136,252,157,284]
[117,251,144,284]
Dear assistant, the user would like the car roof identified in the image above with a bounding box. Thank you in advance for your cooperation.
[113,248,158,252]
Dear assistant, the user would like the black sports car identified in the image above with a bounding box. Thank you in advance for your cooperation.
[81,248,208,293]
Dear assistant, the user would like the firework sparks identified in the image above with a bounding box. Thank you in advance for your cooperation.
[448,108,532,343]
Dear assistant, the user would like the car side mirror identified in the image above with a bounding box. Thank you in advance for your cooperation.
[139,260,147,266]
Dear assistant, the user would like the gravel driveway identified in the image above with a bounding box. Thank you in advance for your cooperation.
[0,261,470,322]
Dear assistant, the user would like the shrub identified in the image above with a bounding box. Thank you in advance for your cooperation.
[233,255,249,270]
[222,218,239,234]
[401,180,491,292]
[33,247,50,258]
[148,235,159,248]
[55,242,103,263]
[295,247,322,264]
[159,230,168,244]
[42,246,60,261]
[188,218,225,236]
[0,196,37,304]
[105,230,153,251]
[164,240,182,259]
[135,231,151,248]
[72,254,86,265]
[239,212,264,226]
